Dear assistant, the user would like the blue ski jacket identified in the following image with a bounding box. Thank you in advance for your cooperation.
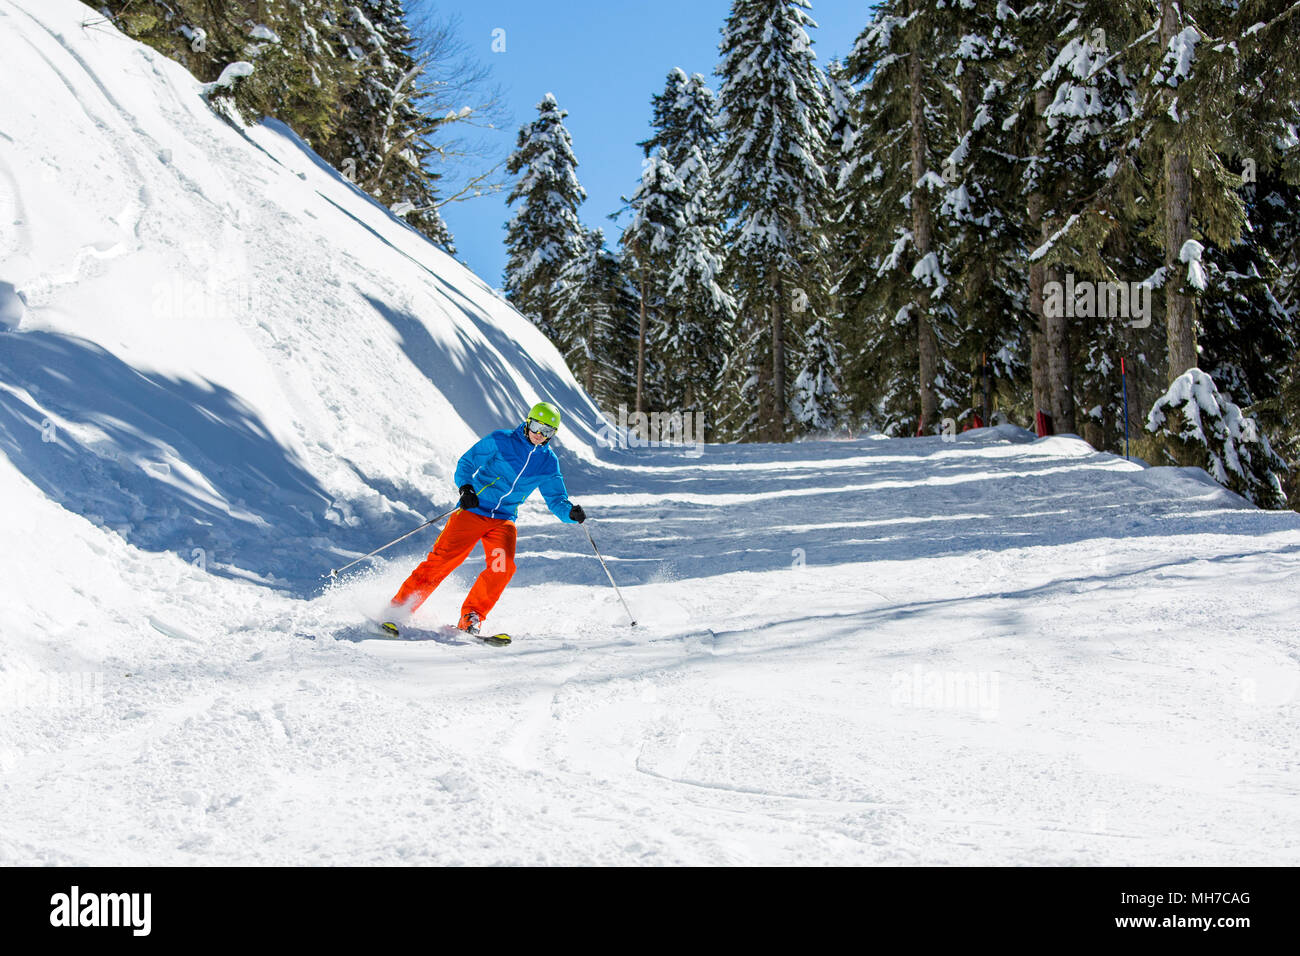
[454,423,576,523]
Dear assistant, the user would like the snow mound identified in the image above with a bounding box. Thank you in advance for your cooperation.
[1121,465,1253,508]
[0,282,25,330]
[0,0,608,592]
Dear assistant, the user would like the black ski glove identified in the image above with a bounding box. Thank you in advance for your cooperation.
[569,504,586,524]
[458,484,478,510]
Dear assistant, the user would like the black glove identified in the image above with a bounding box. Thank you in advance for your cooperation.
[569,504,586,524]
[458,484,478,510]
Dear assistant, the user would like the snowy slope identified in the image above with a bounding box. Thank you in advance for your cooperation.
[3,0,1300,866]
[0,0,609,596]
[4,423,1300,865]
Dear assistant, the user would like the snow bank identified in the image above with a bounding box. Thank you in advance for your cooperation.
[0,0,608,593]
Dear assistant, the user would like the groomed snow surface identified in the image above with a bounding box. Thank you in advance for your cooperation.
[2,0,1299,865]
[3,428,1300,865]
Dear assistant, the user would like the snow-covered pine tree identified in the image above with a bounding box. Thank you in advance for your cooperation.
[823,57,856,169]
[839,0,960,436]
[642,69,736,439]
[814,57,854,433]
[790,314,846,433]
[555,229,639,411]
[1196,165,1298,418]
[102,0,355,149]
[336,0,415,188]
[1221,164,1300,507]
[620,152,686,416]
[504,94,587,342]
[333,0,453,251]
[1147,369,1287,507]
[1106,0,1295,388]
[1101,0,1300,478]
[1176,2,1300,499]
[103,0,461,250]
[716,0,834,442]
[1014,3,1154,443]
[934,2,1028,432]
[822,59,856,258]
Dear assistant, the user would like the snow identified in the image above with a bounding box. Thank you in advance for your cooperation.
[911,251,947,295]
[2,0,1299,866]
[1156,25,1201,87]
[6,408,1300,863]
[203,61,255,94]
[0,0,608,590]
[915,170,947,192]
[248,25,280,44]
[1180,238,1207,291]
[1028,212,1081,262]
[0,280,25,330]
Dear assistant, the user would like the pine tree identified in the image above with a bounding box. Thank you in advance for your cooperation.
[790,315,845,432]
[941,0,1180,446]
[716,0,833,441]
[555,229,639,411]
[620,153,686,416]
[1228,165,1300,507]
[102,1,355,149]
[839,0,960,436]
[332,0,454,251]
[1090,0,1300,478]
[1148,369,1287,507]
[641,69,736,438]
[932,3,1028,431]
[101,0,472,251]
[504,94,587,342]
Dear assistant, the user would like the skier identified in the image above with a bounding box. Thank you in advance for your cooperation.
[382,402,585,638]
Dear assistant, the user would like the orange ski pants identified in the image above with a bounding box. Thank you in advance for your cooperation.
[390,509,517,621]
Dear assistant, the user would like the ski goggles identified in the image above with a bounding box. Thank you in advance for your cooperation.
[527,419,557,438]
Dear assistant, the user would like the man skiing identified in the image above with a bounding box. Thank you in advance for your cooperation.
[382,402,585,638]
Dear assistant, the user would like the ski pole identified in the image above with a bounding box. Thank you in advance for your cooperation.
[582,524,636,627]
[325,478,499,582]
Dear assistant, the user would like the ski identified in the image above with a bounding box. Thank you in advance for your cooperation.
[372,620,510,646]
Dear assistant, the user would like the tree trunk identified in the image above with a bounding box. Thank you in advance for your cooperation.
[1161,0,1198,382]
[1164,150,1197,381]
[1028,266,1050,430]
[1044,262,1075,433]
[584,312,596,396]
[754,319,772,441]
[910,47,938,431]
[960,68,992,430]
[981,352,992,426]
[770,272,787,441]
[1082,369,1105,450]
[636,248,648,417]
[1027,86,1052,435]
[1031,78,1075,434]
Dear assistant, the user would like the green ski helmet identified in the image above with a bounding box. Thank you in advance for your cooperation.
[526,401,561,437]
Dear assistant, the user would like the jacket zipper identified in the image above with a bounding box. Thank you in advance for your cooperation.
[489,443,537,517]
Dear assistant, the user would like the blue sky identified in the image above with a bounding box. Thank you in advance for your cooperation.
[410,1,872,286]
